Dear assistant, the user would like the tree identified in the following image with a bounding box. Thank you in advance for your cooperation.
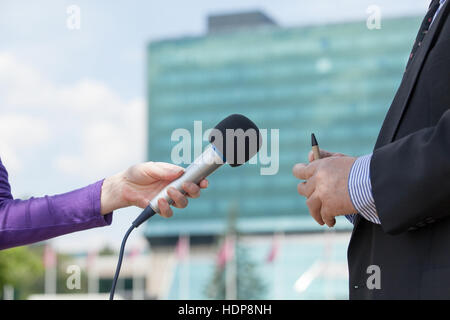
[205,243,267,300]
[205,204,266,299]
[0,246,44,299]
[99,245,116,256]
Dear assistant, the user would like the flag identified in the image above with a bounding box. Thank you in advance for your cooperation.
[43,243,56,268]
[128,247,141,260]
[266,233,281,263]
[43,243,57,294]
[175,235,189,261]
[176,234,190,299]
[217,235,234,268]
[86,249,99,294]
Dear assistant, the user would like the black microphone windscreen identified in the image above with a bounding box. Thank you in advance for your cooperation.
[209,114,262,167]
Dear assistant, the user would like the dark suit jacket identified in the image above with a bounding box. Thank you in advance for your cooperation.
[348,2,450,299]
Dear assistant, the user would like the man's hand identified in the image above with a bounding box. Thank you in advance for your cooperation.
[100,162,208,217]
[293,150,357,227]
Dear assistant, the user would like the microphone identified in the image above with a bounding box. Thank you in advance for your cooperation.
[109,114,262,300]
[132,113,262,228]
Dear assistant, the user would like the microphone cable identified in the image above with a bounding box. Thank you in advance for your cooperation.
[109,205,156,300]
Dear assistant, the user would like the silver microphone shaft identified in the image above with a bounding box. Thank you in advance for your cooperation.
[149,145,224,213]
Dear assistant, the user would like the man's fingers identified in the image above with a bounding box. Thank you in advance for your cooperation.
[308,149,341,162]
[158,198,173,218]
[144,162,185,181]
[182,182,201,198]
[306,194,324,225]
[292,163,316,180]
[297,176,316,198]
[297,182,307,197]
[320,150,337,159]
[167,187,188,208]
[323,216,336,227]
[321,207,336,227]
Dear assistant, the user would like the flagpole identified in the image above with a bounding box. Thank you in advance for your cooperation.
[3,285,14,300]
[44,244,57,295]
[87,250,98,295]
[132,255,145,300]
[273,231,284,299]
[132,271,144,300]
[225,233,237,300]
[88,268,99,295]
[44,248,57,294]
[44,265,56,294]
[323,228,335,300]
[180,234,190,300]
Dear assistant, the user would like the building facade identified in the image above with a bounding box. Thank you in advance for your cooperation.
[145,13,420,299]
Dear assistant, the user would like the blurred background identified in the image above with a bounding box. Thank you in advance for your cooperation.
[0,0,429,299]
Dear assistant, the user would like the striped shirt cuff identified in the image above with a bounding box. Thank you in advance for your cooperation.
[345,154,380,225]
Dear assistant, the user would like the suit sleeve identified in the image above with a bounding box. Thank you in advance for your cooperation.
[370,109,450,234]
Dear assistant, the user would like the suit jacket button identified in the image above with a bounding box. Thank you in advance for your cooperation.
[416,221,426,228]
[425,217,435,224]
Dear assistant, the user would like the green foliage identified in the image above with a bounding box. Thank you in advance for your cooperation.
[205,204,266,300]
[204,249,226,299]
[0,246,44,298]
[205,243,267,300]
[235,245,266,299]
[99,245,116,256]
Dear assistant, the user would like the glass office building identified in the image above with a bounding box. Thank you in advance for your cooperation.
[145,13,421,299]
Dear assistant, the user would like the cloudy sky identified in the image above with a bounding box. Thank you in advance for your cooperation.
[0,0,430,252]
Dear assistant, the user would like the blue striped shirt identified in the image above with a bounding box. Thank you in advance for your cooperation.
[346,154,378,224]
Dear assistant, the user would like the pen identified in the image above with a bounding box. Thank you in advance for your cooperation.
[311,133,321,161]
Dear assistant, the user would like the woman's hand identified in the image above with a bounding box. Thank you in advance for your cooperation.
[100,162,208,217]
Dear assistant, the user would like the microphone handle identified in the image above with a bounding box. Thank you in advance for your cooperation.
[150,145,224,212]
[132,145,224,228]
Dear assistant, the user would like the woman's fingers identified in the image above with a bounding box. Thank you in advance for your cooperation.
[158,180,210,216]
[158,198,173,218]
[199,179,209,189]
[180,180,208,199]
[167,187,188,208]
[182,182,202,198]
[146,162,185,181]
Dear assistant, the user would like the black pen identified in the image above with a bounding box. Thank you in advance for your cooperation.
[311,133,321,161]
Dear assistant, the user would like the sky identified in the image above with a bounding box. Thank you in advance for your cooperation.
[0,0,430,252]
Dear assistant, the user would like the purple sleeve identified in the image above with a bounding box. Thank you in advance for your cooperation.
[0,158,113,250]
